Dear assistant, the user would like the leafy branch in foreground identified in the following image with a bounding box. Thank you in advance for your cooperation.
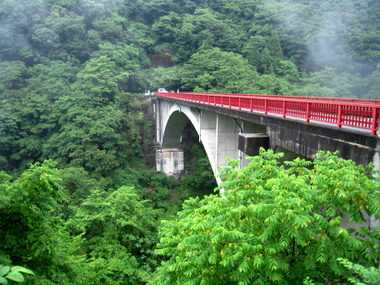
[155,149,380,284]
[337,258,380,285]
[0,265,34,284]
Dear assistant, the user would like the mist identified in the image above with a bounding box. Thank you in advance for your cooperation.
[264,0,379,98]
[265,0,361,71]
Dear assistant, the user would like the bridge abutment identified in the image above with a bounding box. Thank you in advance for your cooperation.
[156,148,184,177]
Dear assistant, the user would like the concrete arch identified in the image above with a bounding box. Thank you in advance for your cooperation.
[161,104,218,178]
[156,99,242,182]
[161,104,200,147]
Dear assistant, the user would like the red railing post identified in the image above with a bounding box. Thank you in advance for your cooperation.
[264,99,268,115]
[229,97,231,108]
[306,103,310,123]
[239,97,241,110]
[337,105,342,129]
[250,98,253,112]
[282,101,287,118]
[370,107,379,135]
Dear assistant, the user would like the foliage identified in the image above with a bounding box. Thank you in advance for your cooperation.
[180,142,217,200]
[142,66,180,91]
[304,259,380,285]
[337,258,380,285]
[180,47,259,93]
[0,162,168,285]
[44,99,130,175]
[173,8,242,62]
[295,67,367,98]
[155,150,380,284]
[0,161,90,285]
[68,186,162,284]
[0,265,35,284]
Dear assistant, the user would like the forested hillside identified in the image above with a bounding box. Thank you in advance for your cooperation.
[0,0,379,284]
[1,0,380,171]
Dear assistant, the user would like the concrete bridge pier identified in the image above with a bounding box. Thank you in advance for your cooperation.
[212,113,241,172]
[156,148,184,178]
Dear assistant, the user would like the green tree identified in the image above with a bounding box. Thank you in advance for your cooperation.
[68,186,162,284]
[34,5,88,60]
[174,8,241,61]
[74,55,127,101]
[155,150,380,284]
[367,63,380,99]
[275,60,300,83]
[0,161,90,285]
[44,101,129,176]
[296,67,366,98]
[142,66,180,91]
[252,73,297,95]
[152,12,182,44]
[0,0,44,63]
[337,258,380,285]
[347,0,380,65]
[42,45,146,176]
[180,47,258,93]
[0,61,79,170]
[0,112,19,171]
[0,61,28,92]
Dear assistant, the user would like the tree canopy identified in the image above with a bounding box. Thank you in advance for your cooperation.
[155,150,380,284]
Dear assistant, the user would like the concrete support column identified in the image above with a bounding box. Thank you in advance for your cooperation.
[155,99,161,145]
[199,110,217,174]
[215,114,240,168]
[374,141,380,174]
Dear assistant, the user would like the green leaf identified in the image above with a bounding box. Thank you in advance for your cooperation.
[5,272,24,283]
[0,267,10,277]
[0,277,8,284]
[10,266,34,276]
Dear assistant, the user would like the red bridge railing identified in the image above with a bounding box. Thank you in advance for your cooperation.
[154,92,380,136]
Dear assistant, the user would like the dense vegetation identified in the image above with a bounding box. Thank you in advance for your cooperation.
[0,0,379,284]
[156,150,380,284]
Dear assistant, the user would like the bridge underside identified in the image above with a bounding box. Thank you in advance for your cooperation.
[154,98,380,181]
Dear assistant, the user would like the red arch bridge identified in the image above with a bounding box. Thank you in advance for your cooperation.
[155,92,380,136]
[153,91,380,181]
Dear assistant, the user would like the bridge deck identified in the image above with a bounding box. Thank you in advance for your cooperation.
[154,92,380,136]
